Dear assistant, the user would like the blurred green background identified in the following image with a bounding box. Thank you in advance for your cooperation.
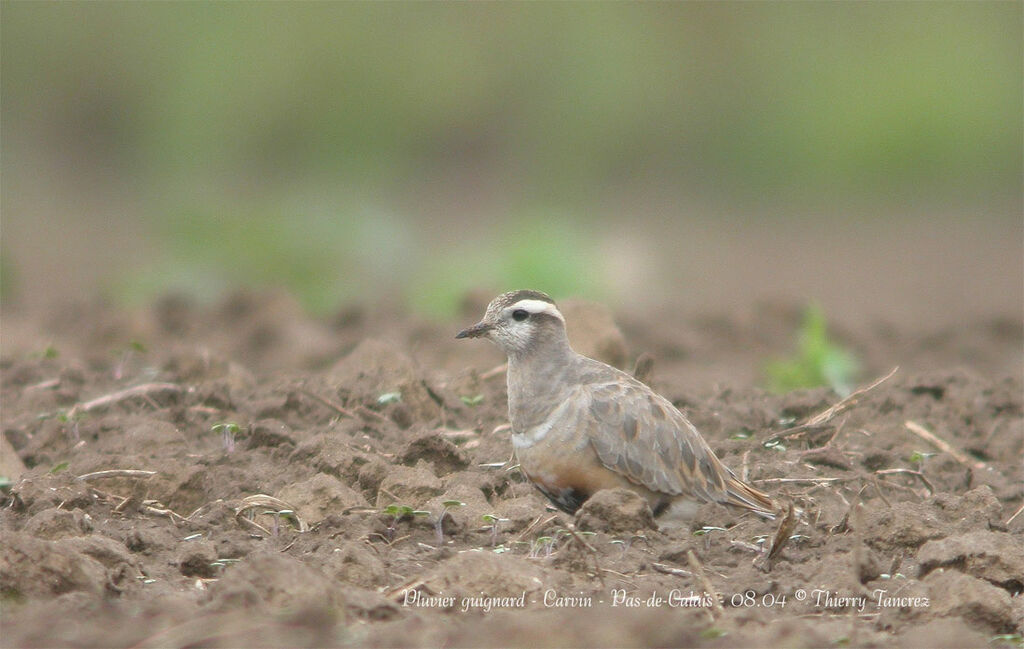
[2,2,1021,322]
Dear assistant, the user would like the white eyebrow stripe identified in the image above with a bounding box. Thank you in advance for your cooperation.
[508,299,564,322]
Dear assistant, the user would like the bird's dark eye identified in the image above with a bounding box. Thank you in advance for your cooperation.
[512,309,529,322]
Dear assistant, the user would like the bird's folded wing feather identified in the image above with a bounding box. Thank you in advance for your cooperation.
[557,379,771,513]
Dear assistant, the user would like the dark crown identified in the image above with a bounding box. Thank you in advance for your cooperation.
[495,289,555,308]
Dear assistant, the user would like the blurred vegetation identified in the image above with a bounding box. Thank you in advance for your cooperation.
[409,216,605,318]
[2,3,1020,314]
[763,304,860,396]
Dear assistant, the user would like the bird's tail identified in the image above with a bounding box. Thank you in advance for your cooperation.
[724,475,777,520]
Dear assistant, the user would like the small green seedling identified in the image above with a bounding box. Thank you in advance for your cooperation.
[700,628,728,640]
[382,504,429,543]
[41,345,59,360]
[762,438,786,452]
[435,500,465,544]
[529,529,572,559]
[212,423,241,453]
[460,394,484,407]
[384,504,414,518]
[907,450,936,470]
[729,430,753,440]
[763,304,859,396]
[693,526,727,537]
[481,514,509,547]
[49,461,70,475]
[694,526,728,551]
[990,634,1023,647]
[530,535,555,559]
[113,340,148,380]
[262,508,302,536]
[377,392,402,405]
[56,410,82,442]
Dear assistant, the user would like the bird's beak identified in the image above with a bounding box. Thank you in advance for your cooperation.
[455,321,493,339]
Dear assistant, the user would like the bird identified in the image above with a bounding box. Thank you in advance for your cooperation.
[456,289,775,521]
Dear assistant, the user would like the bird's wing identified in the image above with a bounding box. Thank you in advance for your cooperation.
[568,378,775,515]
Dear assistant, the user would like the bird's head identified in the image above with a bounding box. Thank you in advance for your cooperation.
[455,289,569,358]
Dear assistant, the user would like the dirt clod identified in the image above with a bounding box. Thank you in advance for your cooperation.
[375,463,444,509]
[399,432,471,475]
[22,507,92,539]
[246,418,296,449]
[918,530,1024,594]
[574,487,657,534]
[0,532,108,598]
[177,539,219,577]
[925,569,1016,633]
[277,472,369,523]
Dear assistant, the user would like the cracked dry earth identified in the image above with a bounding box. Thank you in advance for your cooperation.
[1,291,1022,648]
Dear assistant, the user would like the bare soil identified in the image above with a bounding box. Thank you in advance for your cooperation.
[1,291,1022,648]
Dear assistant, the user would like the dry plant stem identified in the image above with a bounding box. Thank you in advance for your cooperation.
[439,429,478,441]
[384,578,430,602]
[904,420,987,470]
[141,504,192,526]
[805,367,899,427]
[186,500,225,520]
[236,516,273,536]
[874,468,934,495]
[687,550,724,620]
[86,484,191,525]
[1006,502,1024,526]
[299,389,357,419]
[767,367,899,443]
[356,405,391,424]
[730,540,763,553]
[76,469,156,481]
[651,562,693,578]
[112,495,137,514]
[760,469,931,493]
[632,353,655,384]
[566,526,607,587]
[870,476,893,508]
[756,477,850,485]
[26,378,60,391]
[234,494,308,533]
[601,568,640,588]
[342,506,380,515]
[763,503,798,568]
[480,363,508,381]
[514,514,559,543]
[70,383,183,416]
